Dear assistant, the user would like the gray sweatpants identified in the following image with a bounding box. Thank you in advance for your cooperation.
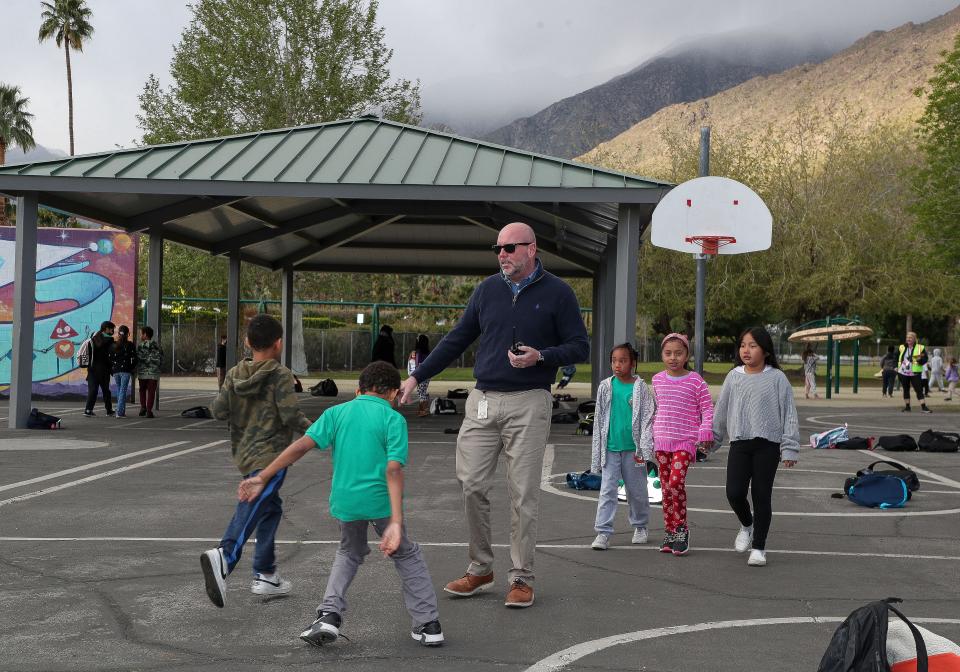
[319,518,439,627]
[594,450,650,535]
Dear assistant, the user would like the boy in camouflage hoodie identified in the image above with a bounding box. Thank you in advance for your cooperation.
[201,314,311,608]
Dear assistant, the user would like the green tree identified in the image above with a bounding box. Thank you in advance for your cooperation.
[913,32,960,268]
[38,0,94,157]
[137,0,420,145]
[0,84,36,226]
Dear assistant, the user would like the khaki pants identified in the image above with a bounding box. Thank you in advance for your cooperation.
[456,388,553,584]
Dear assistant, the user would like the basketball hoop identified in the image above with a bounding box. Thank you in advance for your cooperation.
[684,235,737,255]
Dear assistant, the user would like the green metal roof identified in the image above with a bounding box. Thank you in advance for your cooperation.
[0,116,668,190]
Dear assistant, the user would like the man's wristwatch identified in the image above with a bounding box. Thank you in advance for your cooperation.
[535,351,545,366]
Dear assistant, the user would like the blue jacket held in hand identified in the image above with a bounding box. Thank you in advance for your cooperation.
[412,261,590,392]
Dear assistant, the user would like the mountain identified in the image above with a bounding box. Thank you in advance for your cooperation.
[481,29,839,159]
[3,144,68,164]
[579,7,960,173]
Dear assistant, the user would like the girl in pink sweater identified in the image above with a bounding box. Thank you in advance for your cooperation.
[651,333,714,556]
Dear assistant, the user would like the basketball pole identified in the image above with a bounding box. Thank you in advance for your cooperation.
[694,127,710,375]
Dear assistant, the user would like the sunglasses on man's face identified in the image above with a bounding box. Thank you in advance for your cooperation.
[491,242,533,254]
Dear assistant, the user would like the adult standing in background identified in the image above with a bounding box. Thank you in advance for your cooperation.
[400,222,589,609]
[880,346,898,398]
[216,334,228,389]
[897,331,931,414]
[371,325,397,367]
[801,344,819,400]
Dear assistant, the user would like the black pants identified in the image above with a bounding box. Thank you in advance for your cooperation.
[85,373,113,413]
[725,438,780,551]
[898,373,925,404]
[881,370,897,396]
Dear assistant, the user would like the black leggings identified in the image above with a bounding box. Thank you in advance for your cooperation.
[85,374,113,413]
[898,373,925,403]
[881,370,897,396]
[726,438,780,551]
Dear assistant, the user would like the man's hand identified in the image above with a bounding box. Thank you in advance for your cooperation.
[379,521,402,557]
[507,345,540,369]
[399,376,418,405]
[238,475,265,502]
[782,459,797,468]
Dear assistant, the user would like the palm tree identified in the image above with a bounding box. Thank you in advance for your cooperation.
[0,84,36,226]
[38,0,93,156]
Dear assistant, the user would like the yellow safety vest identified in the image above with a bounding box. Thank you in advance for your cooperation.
[898,343,925,374]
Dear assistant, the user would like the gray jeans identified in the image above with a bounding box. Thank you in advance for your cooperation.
[594,449,650,535]
[456,388,553,584]
[320,518,439,627]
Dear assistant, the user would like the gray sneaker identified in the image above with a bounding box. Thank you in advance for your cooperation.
[591,533,610,550]
[251,571,292,596]
[631,527,648,544]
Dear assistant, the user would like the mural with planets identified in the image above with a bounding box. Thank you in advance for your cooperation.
[0,228,137,397]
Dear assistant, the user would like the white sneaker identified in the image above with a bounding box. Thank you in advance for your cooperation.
[747,549,767,566]
[631,528,648,544]
[251,571,292,596]
[201,547,228,608]
[734,525,753,553]
[591,533,610,550]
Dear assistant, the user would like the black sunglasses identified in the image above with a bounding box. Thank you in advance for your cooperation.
[491,242,534,254]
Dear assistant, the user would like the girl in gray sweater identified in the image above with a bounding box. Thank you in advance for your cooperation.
[713,327,800,568]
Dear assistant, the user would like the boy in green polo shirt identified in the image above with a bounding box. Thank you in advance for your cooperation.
[237,361,443,647]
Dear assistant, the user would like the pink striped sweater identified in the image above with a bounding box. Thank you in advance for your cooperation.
[651,370,715,456]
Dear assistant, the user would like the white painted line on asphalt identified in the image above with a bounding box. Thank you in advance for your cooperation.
[177,419,217,430]
[0,441,190,493]
[0,440,227,508]
[0,537,956,562]
[805,412,959,435]
[0,392,218,423]
[525,617,960,672]
[857,449,960,490]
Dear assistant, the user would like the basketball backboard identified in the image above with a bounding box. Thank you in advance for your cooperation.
[650,176,772,255]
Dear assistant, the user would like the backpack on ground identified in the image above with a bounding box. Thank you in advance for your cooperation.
[551,411,579,424]
[878,434,919,452]
[446,388,470,399]
[842,460,919,509]
[811,424,849,449]
[565,470,601,490]
[310,378,338,397]
[27,408,61,429]
[553,393,576,402]
[834,437,873,450]
[430,398,457,415]
[918,430,960,453]
[577,400,596,416]
[76,337,93,369]
[818,598,931,672]
[181,406,213,419]
[575,412,595,436]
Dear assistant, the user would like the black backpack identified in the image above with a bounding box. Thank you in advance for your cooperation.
[577,400,596,416]
[817,598,928,672]
[918,430,960,453]
[181,406,213,419]
[575,412,595,436]
[834,437,873,450]
[446,388,470,399]
[27,408,62,429]
[844,459,920,494]
[430,398,457,415]
[877,434,918,452]
[551,411,579,424]
[310,379,338,397]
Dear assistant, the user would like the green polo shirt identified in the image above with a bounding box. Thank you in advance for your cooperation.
[305,394,408,522]
[607,377,636,452]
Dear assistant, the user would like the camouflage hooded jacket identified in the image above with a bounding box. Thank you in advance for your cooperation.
[212,358,311,476]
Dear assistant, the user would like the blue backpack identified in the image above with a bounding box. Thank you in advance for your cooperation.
[842,460,918,509]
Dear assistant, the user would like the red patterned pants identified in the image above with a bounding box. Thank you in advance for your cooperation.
[656,450,691,533]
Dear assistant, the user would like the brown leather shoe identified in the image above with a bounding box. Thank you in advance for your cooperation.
[504,579,534,608]
[443,572,493,597]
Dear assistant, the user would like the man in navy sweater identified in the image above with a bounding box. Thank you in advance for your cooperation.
[400,222,589,608]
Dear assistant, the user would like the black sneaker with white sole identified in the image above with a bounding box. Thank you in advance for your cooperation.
[83,410,95,417]
[300,611,342,647]
[200,547,228,608]
[672,525,690,556]
[411,619,444,646]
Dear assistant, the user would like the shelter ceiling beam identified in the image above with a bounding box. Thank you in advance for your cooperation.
[340,199,493,218]
[463,216,598,272]
[127,196,243,232]
[272,215,403,270]
[523,202,619,232]
[210,205,355,255]
[294,262,593,278]
[488,204,607,250]
[35,191,128,227]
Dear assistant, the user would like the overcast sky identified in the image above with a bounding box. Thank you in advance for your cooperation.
[2,0,957,157]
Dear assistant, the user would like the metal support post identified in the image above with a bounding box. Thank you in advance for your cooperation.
[694,126,710,375]
[9,194,39,429]
[826,336,833,400]
[147,228,164,410]
[612,205,640,346]
[834,339,841,395]
[281,265,294,369]
[227,251,241,369]
[853,339,860,394]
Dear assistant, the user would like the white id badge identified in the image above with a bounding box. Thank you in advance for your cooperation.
[477,398,488,420]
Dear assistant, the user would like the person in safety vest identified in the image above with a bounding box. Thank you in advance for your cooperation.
[897,331,931,414]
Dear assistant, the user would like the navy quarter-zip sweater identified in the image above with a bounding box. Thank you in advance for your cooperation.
[412,263,590,392]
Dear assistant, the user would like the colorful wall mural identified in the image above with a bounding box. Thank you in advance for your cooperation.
[0,228,137,397]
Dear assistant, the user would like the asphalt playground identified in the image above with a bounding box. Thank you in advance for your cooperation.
[1,382,959,671]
